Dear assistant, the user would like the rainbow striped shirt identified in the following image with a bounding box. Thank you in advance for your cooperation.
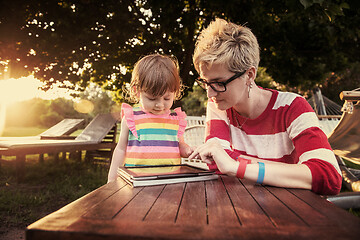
[121,103,187,166]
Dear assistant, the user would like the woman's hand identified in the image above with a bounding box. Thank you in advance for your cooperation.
[188,138,239,176]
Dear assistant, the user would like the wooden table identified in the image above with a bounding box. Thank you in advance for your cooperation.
[26,176,360,240]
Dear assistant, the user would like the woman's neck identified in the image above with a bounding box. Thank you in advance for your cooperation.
[233,87,271,119]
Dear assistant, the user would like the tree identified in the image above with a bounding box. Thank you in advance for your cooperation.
[0,0,203,100]
[5,98,83,127]
[76,83,117,118]
[181,85,207,116]
[320,62,360,105]
[200,0,359,92]
[1,0,359,100]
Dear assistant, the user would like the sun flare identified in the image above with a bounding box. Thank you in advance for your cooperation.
[0,76,76,135]
[0,76,42,105]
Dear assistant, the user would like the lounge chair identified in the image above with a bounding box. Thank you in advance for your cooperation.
[328,92,360,166]
[0,113,119,181]
[0,118,85,164]
[325,90,360,209]
[0,118,85,141]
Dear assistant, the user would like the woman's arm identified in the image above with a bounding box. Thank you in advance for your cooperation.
[188,138,313,190]
[107,117,129,183]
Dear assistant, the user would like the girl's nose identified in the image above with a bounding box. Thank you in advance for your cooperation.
[155,102,163,107]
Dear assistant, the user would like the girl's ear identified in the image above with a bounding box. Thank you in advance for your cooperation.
[132,86,139,97]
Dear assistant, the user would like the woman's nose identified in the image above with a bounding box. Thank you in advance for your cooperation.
[207,87,217,98]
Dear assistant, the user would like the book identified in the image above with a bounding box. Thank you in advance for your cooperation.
[117,164,218,187]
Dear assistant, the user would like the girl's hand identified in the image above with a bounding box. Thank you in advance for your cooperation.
[179,136,194,158]
[188,138,238,176]
[179,143,194,158]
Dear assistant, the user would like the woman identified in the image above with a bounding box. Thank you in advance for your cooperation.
[188,18,341,195]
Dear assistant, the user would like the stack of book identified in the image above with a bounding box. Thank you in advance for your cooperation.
[117,164,218,187]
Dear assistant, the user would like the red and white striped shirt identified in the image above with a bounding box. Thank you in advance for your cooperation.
[205,89,342,195]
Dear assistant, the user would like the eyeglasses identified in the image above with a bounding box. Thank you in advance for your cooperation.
[195,70,246,92]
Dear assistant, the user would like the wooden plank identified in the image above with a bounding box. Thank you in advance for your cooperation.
[82,183,142,220]
[176,181,207,225]
[40,119,85,138]
[76,113,118,142]
[288,188,360,229]
[317,115,342,119]
[0,142,116,156]
[36,218,360,240]
[265,186,330,226]
[27,179,126,232]
[242,179,306,227]
[340,91,360,101]
[114,184,164,222]
[27,178,360,240]
[205,177,240,226]
[144,183,185,222]
[222,176,273,227]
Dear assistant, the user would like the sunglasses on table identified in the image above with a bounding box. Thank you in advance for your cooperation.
[195,70,247,92]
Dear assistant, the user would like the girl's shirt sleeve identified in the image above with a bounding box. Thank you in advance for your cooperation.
[174,107,187,138]
[121,103,138,139]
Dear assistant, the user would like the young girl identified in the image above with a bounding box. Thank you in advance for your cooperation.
[107,54,193,183]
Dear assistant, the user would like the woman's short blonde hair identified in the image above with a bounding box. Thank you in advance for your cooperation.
[127,54,183,102]
[193,18,260,74]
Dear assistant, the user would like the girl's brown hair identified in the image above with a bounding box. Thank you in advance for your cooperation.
[127,54,184,103]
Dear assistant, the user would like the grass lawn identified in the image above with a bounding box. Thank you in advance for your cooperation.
[1,126,83,137]
[0,126,48,137]
[0,155,108,239]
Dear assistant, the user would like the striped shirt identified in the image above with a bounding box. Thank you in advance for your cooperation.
[122,103,187,166]
[206,89,342,195]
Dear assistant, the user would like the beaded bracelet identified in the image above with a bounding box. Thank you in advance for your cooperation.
[256,162,265,184]
[236,157,251,179]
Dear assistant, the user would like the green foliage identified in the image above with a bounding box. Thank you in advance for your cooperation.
[181,85,207,116]
[238,0,359,92]
[77,83,117,117]
[5,98,84,127]
[320,61,360,105]
[39,111,62,127]
[3,83,117,128]
[0,126,47,137]
[1,0,359,98]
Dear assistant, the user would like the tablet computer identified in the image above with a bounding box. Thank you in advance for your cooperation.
[118,164,215,181]
[117,164,218,187]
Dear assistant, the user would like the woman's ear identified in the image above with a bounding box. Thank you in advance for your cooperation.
[245,66,257,84]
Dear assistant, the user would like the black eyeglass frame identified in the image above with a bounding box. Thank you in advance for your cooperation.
[195,70,247,92]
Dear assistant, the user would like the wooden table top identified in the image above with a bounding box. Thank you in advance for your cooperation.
[26,176,360,240]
